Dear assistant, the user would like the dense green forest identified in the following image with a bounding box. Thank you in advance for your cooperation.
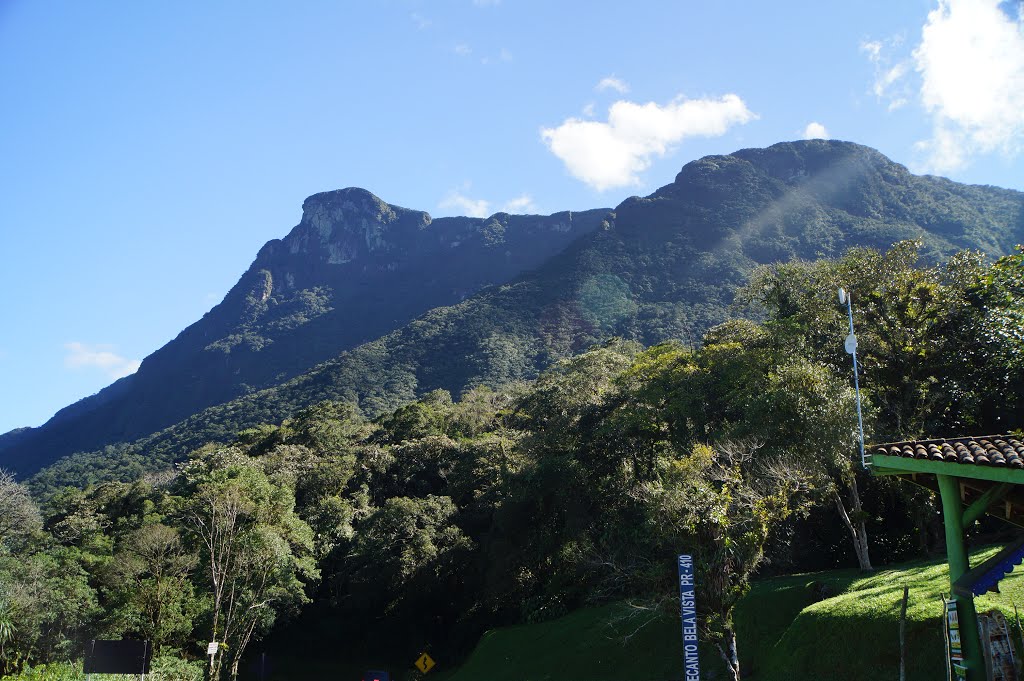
[2,242,1020,680]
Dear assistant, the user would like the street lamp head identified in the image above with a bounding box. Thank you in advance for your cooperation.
[838,288,848,305]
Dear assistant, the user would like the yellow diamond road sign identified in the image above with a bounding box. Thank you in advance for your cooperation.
[415,652,435,674]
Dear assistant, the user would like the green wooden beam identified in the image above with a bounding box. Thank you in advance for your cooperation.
[962,482,1014,527]
[872,454,1024,485]
[871,469,917,477]
[937,474,984,680]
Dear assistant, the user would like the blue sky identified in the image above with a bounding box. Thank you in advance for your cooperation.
[2,0,1023,434]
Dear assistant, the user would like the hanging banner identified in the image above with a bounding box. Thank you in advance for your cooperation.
[678,554,700,681]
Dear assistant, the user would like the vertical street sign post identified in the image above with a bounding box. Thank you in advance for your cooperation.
[678,554,700,680]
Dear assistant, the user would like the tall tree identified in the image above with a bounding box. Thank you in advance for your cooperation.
[945,246,1024,432]
[103,523,199,653]
[180,450,317,680]
[741,241,968,434]
[645,441,812,681]
[0,470,41,553]
[736,241,988,568]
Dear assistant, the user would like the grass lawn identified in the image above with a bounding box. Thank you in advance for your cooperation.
[430,546,1024,681]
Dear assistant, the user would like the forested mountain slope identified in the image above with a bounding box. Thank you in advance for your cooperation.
[12,139,1024,480]
[0,190,609,474]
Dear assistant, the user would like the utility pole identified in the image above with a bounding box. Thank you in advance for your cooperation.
[839,288,868,469]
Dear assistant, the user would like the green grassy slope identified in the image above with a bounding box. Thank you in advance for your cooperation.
[432,602,688,681]
[432,547,1024,681]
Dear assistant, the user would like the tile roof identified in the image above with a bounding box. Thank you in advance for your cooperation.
[874,435,1024,469]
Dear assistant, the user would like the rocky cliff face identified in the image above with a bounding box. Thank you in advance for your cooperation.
[267,188,433,268]
[287,189,421,263]
[0,190,609,475]
[241,187,589,310]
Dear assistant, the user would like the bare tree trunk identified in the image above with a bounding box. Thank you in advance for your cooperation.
[715,627,741,681]
[833,477,873,571]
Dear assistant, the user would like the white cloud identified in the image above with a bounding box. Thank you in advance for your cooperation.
[596,76,630,94]
[454,44,472,57]
[803,122,830,139]
[582,102,596,117]
[861,37,911,111]
[541,94,757,191]
[880,67,910,111]
[861,40,882,62]
[64,342,141,379]
[875,62,908,98]
[912,0,1024,171]
[440,190,490,218]
[501,194,537,214]
[439,188,539,217]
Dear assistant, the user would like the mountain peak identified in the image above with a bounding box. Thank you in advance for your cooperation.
[669,139,900,189]
[300,187,407,219]
[277,188,432,264]
[732,139,902,179]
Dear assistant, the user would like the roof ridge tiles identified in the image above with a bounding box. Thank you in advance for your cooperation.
[873,434,1023,469]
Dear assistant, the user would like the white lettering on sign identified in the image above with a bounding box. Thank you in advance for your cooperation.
[678,554,700,680]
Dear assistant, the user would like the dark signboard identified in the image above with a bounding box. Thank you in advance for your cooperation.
[83,639,152,674]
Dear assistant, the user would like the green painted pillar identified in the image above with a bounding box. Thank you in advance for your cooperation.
[937,474,984,680]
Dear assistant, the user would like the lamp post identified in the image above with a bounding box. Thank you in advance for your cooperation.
[838,288,867,469]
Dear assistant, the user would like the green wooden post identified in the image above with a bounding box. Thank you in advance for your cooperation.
[937,474,984,679]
